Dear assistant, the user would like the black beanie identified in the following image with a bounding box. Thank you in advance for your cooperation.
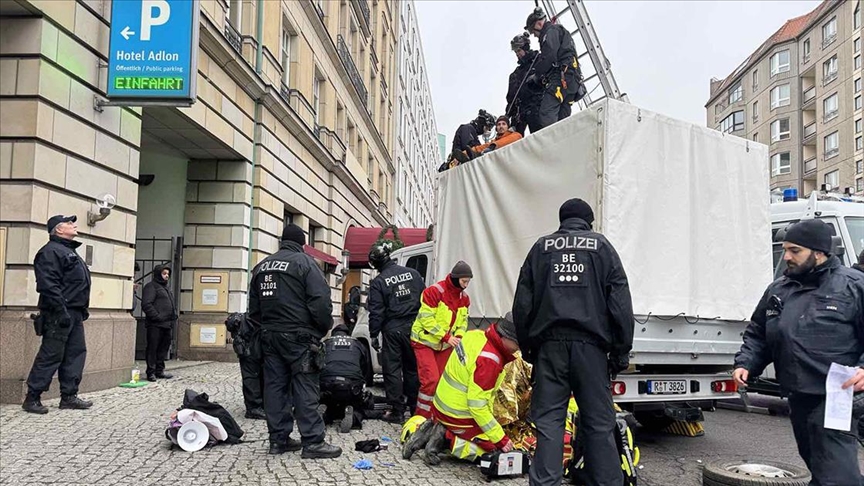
[451,261,473,279]
[281,223,306,246]
[559,198,594,225]
[784,219,832,255]
[496,312,518,342]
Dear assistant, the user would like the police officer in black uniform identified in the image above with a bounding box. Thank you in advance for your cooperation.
[525,8,586,132]
[249,223,341,458]
[225,312,266,420]
[320,324,369,433]
[367,243,424,423]
[448,110,496,166]
[513,199,634,486]
[23,215,93,414]
[734,220,864,485]
[506,33,542,136]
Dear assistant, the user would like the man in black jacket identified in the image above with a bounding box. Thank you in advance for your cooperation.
[225,312,266,420]
[23,215,93,414]
[525,8,586,132]
[449,110,496,165]
[249,223,341,458]
[368,243,424,423]
[734,220,864,485]
[506,33,542,136]
[141,263,176,382]
[320,324,369,433]
[513,199,633,486]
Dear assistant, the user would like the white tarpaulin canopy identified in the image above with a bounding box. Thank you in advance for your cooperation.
[435,100,772,322]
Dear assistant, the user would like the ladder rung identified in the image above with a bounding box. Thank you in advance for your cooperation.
[555,6,572,18]
[578,51,590,61]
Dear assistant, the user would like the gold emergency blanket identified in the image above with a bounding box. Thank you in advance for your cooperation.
[493,355,533,426]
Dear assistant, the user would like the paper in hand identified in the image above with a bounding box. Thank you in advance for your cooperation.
[824,362,856,432]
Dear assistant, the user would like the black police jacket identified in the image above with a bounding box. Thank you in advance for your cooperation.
[34,236,91,315]
[735,256,864,396]
[534,22,577,80]
[452,123,481,152]
[512,218,634,359]
[368,260,425,337]
[141,264,177,329]
[507,50,542,114]
[248,240,334,340]
[321,333,368,384]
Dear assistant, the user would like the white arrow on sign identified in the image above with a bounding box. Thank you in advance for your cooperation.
[120,26,136,40]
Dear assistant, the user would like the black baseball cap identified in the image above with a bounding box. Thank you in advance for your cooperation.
[47,215,76,234]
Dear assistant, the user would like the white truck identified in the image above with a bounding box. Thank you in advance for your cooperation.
[354,100,774,427]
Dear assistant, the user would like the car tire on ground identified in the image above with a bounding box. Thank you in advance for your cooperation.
[702,459,810,486]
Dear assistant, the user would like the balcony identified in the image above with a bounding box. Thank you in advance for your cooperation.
[802,86,816,105]
[356,0,370,28]
[822,33,837,49]
[822,71,838,86]
[224,21,241,54]
[825,147,839,159]
[337,35,368,109]
[804,157,817,174]
[803,121,816,141]
[380,77,388,99]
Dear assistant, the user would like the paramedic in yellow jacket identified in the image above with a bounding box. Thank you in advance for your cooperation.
[410,261,473,419]
[404,314,520,464]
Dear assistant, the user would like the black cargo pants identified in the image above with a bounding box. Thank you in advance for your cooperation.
[145,325,172,377]
[529,340,622,486]
[27,309,88,398]
[262,331,326,446]
[239,354,264,412]
[381,328,419,415]
[788,393,863,485]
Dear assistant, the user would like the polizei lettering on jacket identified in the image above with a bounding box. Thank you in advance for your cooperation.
[543,236,599,252]
[384,272,415,287]
[259,260,291,272]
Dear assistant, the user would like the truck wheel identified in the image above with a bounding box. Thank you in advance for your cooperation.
[702,459,810,486]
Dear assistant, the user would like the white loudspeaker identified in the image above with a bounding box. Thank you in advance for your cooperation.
[177,421,209,452]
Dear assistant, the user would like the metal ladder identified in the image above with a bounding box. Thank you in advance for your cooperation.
[537,0,628,109]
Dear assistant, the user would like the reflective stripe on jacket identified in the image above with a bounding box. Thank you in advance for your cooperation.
[432,326,514,447]
[411,275,470,350]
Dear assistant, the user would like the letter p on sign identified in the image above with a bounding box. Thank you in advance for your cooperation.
[141,0,171,41]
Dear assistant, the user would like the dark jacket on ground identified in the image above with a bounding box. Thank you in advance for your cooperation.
[141,264,177,329]
[34,235,91,317]
[181,389,244,444]
[512,218,634,360]
[321,332,369,384]
[507,50,542,115]
[534,22,577,80]
[248,240,334,340]
[368,260,424,338]
[452,123,481,152]
[735,256,864,396]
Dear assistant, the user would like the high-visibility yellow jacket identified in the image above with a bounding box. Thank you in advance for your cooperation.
[432,326,514,448]
[411,276,470,350]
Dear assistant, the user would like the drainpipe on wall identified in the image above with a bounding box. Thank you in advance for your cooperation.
[247,0,265,277]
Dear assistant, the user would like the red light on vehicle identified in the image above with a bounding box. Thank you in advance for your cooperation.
[611,381,627,396]
[711,379,737,393]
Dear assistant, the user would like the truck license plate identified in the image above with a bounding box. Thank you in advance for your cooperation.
[647,380,687,395]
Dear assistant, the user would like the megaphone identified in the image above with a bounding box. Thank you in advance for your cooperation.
[177,421,209,452]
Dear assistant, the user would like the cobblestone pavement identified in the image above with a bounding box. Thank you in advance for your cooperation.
[2,362,862,486]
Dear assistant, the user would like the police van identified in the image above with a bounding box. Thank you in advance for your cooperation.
[356,100,778,430]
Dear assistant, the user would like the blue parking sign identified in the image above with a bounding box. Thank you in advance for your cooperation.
[107,0,199,103]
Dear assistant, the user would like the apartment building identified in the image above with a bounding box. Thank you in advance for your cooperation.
[0,0,399,402]
[393,0,438,229]
[706,0,862,196]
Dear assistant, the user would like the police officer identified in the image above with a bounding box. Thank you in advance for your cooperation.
[734,220,864,484]
[225,312,266,420]
[367,243,424,423]
[449,110,496,165]
[23,215,93,414]
[512,199,634,486]
[524,8,586,132]
[320,324,369,433]
[506,32,542,136]
[249,223,341,458]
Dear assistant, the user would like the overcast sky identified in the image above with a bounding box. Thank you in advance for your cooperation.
[415,0,821,145]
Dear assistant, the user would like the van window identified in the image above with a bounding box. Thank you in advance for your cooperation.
[406,255,428,284]
[846,217,863,259]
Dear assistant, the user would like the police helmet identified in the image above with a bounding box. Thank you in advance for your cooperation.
[473,110,496,132]
[368,243,392,269]
[525,7,546,31]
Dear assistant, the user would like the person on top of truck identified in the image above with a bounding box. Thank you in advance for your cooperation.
[524,8,586,132]
[734,219,864,485]
[512,198,634,486]
[506,32,542,136]
[410,261,473,419]
[472,117,523,155]
[449,111,495,166]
